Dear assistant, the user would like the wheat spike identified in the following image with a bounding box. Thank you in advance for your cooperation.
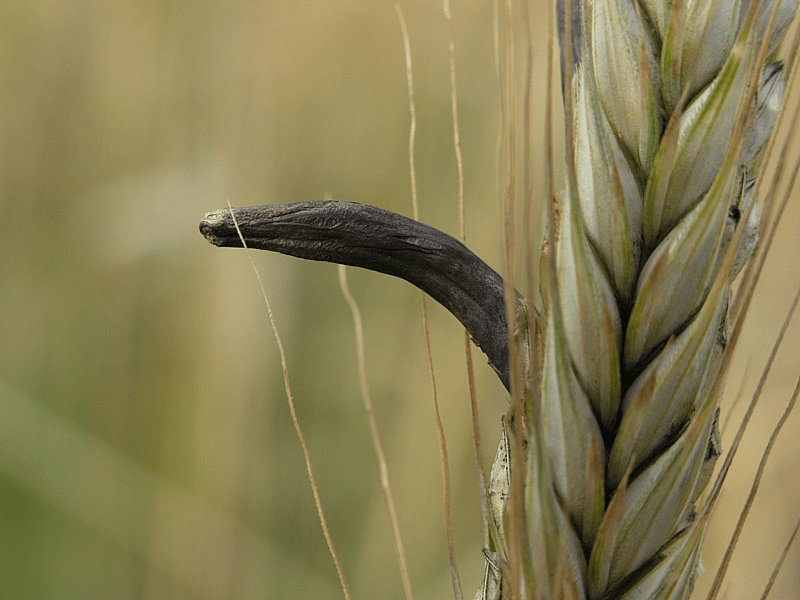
[479,1,798,598]
[199,1,798,599]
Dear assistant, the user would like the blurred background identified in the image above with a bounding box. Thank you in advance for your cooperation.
[0,1,798,598]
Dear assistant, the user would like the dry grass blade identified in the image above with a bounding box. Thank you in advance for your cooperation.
[759,517,800,599]
[396,5,462,598]
[704,286,800,516]
[226,202,351,600]
[338,265,414,600]
[443,0,491,552]
[705,288,800,600]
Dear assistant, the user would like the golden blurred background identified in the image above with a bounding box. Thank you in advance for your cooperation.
[0,1,797,599]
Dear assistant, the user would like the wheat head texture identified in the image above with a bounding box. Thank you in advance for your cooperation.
[200,1,799,599]
[479,1,798,599]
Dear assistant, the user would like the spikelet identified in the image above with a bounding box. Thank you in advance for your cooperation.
[479,1,797,598]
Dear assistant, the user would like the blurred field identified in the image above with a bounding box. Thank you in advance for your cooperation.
[0,1,798,599]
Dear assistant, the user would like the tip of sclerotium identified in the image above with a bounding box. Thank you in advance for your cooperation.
[199,210,231,246]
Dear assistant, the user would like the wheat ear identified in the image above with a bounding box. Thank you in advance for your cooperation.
[199,0,798,598]
[477,1,797,598]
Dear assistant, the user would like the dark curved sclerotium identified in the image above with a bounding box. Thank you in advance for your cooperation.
[199,201,517,389]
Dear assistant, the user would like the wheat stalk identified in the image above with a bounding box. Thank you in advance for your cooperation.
[199,1,799,598]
